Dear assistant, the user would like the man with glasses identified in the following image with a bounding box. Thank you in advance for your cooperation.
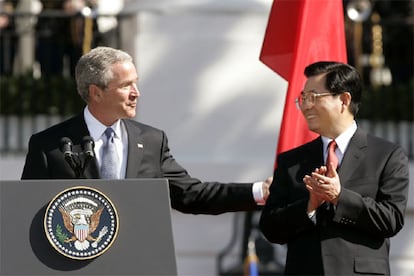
[260,61,409,275]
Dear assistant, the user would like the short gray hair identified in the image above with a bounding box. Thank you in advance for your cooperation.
[75,47,133,102]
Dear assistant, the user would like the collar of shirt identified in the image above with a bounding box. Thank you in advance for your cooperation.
[84,107,122,142]
[83,107,128,178]
[321,121,357,165]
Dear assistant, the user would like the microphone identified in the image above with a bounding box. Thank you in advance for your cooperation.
[81,136,95,176]
[60,137,79,177]
[82,136,95,159]
[60,137,74,158]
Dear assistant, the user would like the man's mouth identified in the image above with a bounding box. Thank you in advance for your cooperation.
[305,114,317,120]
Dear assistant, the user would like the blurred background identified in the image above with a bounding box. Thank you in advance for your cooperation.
[1,0,413,275]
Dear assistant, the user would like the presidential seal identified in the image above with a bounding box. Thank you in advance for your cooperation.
[44,186,119,260]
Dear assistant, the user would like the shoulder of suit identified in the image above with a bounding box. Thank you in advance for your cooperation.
[278,137,322,158]
[354,126,396,146]
[31,114,82,138]
[122,119,165,134]
[366,132,401,150]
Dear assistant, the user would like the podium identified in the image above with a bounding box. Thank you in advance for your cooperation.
[0,179,177,275]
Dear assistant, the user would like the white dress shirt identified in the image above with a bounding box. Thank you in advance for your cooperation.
[321,121,358,167]
[84,107,128,179]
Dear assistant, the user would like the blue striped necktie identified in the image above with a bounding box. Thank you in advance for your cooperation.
[100,128,118,179]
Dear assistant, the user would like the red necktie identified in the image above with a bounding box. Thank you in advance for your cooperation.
[327,140,338,170]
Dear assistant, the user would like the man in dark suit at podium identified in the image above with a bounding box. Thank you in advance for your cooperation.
[260,61,409,275]
[21,46,271,215]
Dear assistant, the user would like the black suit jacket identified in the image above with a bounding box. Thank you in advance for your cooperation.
[21,113,257,214]
[260,127,409,275]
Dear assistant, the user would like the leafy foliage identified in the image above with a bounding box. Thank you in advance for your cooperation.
[56,224,69,243]
[0,73,84,115]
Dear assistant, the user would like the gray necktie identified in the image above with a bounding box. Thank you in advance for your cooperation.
[100,128,118,179]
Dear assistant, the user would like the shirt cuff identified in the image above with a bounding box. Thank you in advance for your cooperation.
[308,210,316,224]
[308,210,316,218]
[252,181,265,205]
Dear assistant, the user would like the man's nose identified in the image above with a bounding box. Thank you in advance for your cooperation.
[131,83,140,97]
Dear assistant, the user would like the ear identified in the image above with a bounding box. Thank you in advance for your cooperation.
[340,92,352,112]
[89,84,103,102]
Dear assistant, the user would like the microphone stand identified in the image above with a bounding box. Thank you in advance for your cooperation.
[64,153,82,178]
[71,153,85,179]
[60,137,95,179]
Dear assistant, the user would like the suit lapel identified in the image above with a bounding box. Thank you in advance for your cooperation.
[123,120,145,178]
[338,128,367,185]
[72,117,145,179]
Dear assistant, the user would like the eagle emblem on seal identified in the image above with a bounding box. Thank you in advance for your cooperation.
[59,197,108,251]
[44,186,119,260]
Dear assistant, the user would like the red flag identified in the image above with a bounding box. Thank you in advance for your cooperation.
[260,0,347,162]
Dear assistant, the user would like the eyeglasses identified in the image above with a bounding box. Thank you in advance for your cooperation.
[295,90,336,109]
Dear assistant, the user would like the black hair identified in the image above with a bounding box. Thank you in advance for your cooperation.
[304,61,362,115]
